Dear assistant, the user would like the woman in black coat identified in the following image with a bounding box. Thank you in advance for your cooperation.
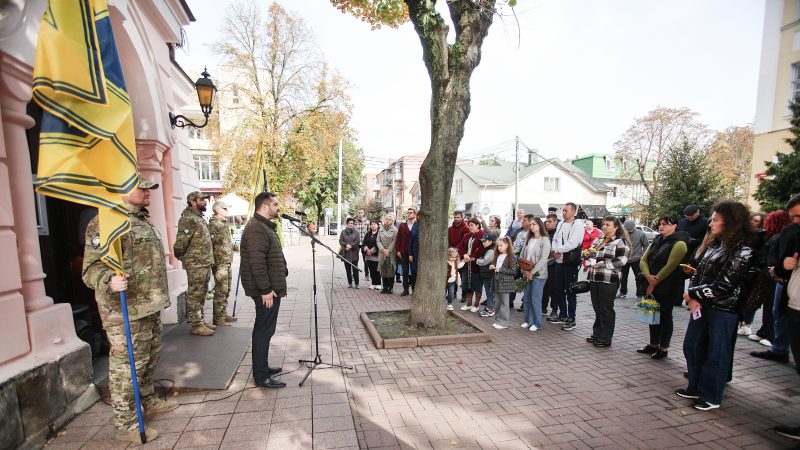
[638,216,689,359]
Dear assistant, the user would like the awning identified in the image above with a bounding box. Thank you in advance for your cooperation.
[513,203,545,217]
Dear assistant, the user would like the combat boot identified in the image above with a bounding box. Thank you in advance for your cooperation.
[203,321,217,330]
[191,325,214,336]
[213,319,232,327]
[115,426,159,443]
[144,398,180,420]
[224,314,238,322]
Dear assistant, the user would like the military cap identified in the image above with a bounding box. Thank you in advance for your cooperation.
[187,191,210,202]
[212,201,230,212]
[138,176,159,190]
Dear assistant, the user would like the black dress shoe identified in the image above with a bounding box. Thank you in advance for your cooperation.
[651,349,668,360]
[637,345,658,354]
[400,291,409,296]
[586,336,596,343]
[267,366,283,376]
[594,341,611,348]
[750,350,790,362]
[255,377,286,388]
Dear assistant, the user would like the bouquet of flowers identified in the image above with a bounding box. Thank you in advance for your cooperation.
[515,271,540,292]
[634,296,661,325]
[582,247,600,264]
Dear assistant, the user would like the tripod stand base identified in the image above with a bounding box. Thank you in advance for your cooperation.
[298,355,353,386]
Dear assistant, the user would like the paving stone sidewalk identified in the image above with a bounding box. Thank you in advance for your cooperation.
[47,235,800,449]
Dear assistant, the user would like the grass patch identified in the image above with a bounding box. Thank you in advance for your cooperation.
[366,310,482,340]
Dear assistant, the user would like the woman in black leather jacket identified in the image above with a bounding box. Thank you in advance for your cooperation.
[675,200,755,411]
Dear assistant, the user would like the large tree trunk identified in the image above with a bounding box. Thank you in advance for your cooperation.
[407,0,495,328]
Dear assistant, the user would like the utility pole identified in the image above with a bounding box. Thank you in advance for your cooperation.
[514,135,520,214]
[336,139,343,229]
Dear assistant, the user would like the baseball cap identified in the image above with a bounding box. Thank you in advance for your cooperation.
[187,191,210,202]
[622,220,635,232]
[683,205,700,216]
[138,175,159,190]
[212,201,230,212]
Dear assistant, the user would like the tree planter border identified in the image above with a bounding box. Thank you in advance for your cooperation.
[360,310,491,349]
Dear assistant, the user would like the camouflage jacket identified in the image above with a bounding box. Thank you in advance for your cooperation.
[209,215,233,266]
[82,209,170,326]
[174,207,213,267]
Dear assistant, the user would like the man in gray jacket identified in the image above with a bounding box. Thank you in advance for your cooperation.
[240,192,287,389]
[618,220,649,298]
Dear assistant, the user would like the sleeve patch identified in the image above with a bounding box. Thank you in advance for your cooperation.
[91,235,100,249]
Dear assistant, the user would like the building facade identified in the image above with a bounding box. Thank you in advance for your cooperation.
[750,0,798,207]
[570,153,651,217]
[0,0,198,447]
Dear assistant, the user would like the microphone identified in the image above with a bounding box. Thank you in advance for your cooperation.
[281,213,304,222]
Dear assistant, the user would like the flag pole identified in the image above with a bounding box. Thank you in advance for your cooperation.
[118,289,147,444]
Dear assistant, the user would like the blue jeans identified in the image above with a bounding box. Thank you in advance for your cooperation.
[446,282,456,305]
[772,283,789,354]
[554,263,579,320]
[683,307,738,405]
[523,278,546,328]
[481,278,495,309]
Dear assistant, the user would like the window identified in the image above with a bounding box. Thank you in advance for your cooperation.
[194,155,221,181]
[188,127,207,140]
[544,177,560,192]
[792,63,800,105]
[454,178,463,194]
[605,157,615,171]
[232,85,240,105]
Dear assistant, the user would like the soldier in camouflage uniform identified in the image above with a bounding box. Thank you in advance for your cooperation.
[209,200,237,326]
[173,191,215,336]
[82,177,178,443]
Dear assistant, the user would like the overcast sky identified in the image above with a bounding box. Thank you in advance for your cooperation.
[177,0,765,169]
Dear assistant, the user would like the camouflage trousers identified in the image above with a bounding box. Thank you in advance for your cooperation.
[106,313,162,432]
[186,266,211,327]
[212,264,232,323]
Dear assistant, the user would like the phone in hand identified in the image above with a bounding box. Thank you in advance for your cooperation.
[692,308,702,320]
[680,263,695,271]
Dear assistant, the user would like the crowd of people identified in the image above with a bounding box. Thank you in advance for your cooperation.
[344,196,800,430]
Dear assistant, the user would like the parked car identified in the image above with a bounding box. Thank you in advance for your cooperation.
[635,224,658,243]
[328,223,339,235]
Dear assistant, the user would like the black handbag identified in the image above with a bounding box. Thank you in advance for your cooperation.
[568,280,590,294]
[562,247,582,266]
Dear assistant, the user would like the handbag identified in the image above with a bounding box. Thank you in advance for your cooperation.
[568,280,590,294]
[635,296,661,325]
[562,247,582,266]
[519,258,535,272]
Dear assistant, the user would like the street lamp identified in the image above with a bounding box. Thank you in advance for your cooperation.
[169,67,216,129]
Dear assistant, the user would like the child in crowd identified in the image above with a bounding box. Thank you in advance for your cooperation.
[476,234,496,316]
[446,248,464,311]
[490,236,519,329]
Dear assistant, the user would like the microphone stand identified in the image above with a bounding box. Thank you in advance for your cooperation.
[282,214,355,386]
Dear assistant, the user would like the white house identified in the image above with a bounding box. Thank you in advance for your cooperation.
[451,159,611,228]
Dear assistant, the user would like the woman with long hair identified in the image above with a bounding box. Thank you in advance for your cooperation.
[362,220,382,290]
[490,236,518,329]
[676,200,755,410]
[520,217,551,331]
[637,216,689,359]
[585,216,630,347]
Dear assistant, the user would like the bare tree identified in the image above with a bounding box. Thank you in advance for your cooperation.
[613,107,709,201]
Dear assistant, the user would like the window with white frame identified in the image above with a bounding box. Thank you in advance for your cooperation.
[188,127,207,140]
[194,155,221,181]
[232,85,240,104]
[792,63,800,106]
[454,178,463,194]
[544,177,560,192]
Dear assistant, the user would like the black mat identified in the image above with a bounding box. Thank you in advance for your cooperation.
[154,324,251,390]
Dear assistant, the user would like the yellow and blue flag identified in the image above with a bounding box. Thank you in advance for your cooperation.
[33,0,139,274]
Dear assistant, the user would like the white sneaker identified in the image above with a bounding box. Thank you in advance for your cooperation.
[529,325,539,331]
[447,305,454,311]
[492,323,508,329]
[759,339,772,347]
[521,323,529,328]
[372,285,381,290]
[460,305,470,311]
[739,325,752,336]
[748,334,761,342]
[470,306,479,312]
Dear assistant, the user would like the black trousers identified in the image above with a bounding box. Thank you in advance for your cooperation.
[363,254,370,280]
[619,261,641,296]
[400,254,416,292]
[788,307,800,376]
[366,260,380,286]
[344,258,359,286]
[649,298,676,348]
[251,296,282,382]
[590,281,618,344]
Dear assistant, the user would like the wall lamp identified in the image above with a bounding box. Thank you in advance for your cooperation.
[169,68,217,129]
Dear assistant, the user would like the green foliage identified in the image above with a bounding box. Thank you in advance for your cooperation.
[350,199,385,221]
[754,97,800,212]
[294,139,365,225]
[329,0,409,29]
[648,139,727,221]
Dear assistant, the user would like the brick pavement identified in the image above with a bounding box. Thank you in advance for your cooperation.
[46,235,800,449]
